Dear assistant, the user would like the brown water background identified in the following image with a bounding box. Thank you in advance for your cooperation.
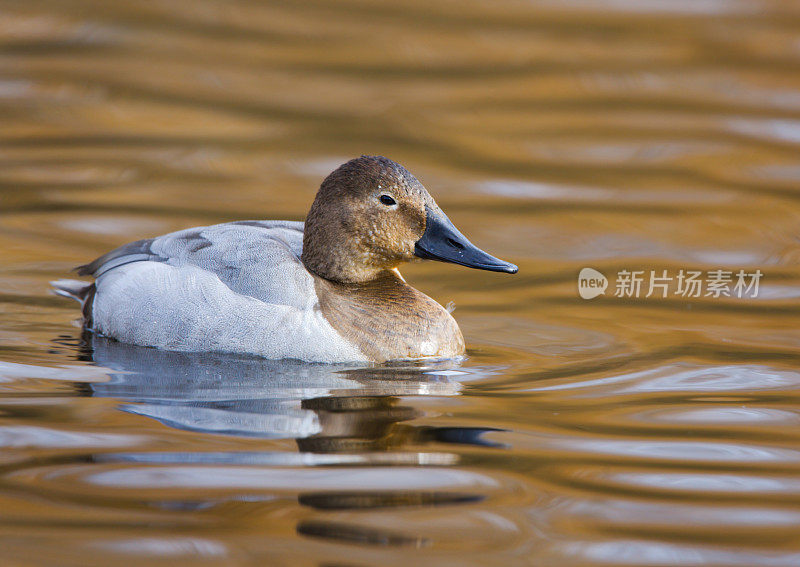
[2,1,800,565]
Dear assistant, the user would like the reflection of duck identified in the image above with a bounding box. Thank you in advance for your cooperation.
[54,155,517,363]
[86,335,502,455]
[80,336,504,548]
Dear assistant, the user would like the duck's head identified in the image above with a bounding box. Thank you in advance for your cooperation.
[302,155,518,283]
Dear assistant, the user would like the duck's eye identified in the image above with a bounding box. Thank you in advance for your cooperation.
[379,194,397,206]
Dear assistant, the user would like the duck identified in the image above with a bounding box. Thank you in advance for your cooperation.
[52,155,517,363]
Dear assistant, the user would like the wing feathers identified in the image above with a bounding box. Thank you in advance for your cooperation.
[77,239,161,277]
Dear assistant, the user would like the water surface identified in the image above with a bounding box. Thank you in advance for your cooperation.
[2,1,800,565]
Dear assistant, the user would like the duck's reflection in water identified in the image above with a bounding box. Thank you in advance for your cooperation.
[83,336,498,547]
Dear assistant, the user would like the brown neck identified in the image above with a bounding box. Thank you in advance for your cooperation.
[312,270,465,362]
[301,242,383,283]
[301,207,384,283]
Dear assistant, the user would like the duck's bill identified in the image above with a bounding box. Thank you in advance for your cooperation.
[414,206,518,274]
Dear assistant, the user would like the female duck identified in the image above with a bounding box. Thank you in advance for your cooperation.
[53,156,517,363]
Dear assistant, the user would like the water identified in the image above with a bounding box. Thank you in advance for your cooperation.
[2,0,800,565]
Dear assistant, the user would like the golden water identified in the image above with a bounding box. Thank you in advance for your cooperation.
[2,1,800,565]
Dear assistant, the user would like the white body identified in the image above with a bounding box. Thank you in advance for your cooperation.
[85,221,368,363]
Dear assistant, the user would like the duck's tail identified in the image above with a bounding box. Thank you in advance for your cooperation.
[51,279,96,327]
[51,279,94,304]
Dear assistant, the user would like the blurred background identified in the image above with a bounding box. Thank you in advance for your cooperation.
[2,1,800,566]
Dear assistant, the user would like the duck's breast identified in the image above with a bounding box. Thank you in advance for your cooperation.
[313,271,465,362]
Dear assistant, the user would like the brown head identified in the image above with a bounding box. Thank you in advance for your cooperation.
[301,155,517,283]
